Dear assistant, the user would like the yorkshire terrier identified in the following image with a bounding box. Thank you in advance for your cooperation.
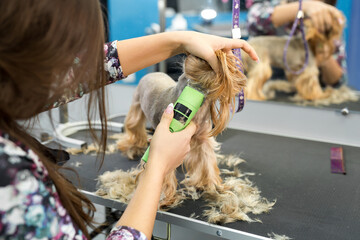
[99,51,274,223]
[116,50,245,207]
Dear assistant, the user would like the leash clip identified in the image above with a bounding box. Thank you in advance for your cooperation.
[232,28,241,39]
[297,10,304,19]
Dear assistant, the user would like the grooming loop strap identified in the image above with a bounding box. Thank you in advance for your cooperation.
[283,0,309,75]
[232,0,245,112]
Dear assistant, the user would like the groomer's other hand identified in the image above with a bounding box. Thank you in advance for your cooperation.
[148,103,196,177]
[304,1,343,33]
[178,31,259,73]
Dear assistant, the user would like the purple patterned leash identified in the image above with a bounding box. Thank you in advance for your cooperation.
[232,0,245,112]
[283,0,309,75]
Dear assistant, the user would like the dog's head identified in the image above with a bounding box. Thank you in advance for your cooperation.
[305,12,345,63]
[183,50,246,136]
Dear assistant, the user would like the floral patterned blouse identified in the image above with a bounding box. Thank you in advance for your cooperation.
[0,41,147,240]
[246,0,347,85]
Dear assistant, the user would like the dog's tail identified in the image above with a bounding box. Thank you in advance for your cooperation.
[117,92,148,159]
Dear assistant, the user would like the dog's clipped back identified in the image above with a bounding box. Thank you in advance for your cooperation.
[184,50,246,136]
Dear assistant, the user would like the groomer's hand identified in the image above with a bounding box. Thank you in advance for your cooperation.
[178,31,259,73]
[147,103,197,177]
[303,1,343,33]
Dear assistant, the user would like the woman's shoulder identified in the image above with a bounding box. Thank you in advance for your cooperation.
[0,133,49,186]
[0,133,86,239]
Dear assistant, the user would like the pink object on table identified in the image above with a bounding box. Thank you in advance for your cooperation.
[330,147,346,174]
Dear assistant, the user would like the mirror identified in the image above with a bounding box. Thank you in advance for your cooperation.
[164,0,360,113]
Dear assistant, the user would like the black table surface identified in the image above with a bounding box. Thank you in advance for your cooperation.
[61,129,360,240]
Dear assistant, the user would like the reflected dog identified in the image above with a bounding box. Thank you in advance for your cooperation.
[244,14,345,101]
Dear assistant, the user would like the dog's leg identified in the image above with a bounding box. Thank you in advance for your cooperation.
[133,166,179,209]
[159,170,181,208]
[182,122,222,192]
[291,66,332,100]
[117,92,148,160]
[246,59,272,100]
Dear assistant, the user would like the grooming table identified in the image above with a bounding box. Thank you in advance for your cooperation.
[60,127,360,240]
[270,90,360,112]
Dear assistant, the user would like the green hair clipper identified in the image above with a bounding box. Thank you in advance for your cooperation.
[142,85,205,162]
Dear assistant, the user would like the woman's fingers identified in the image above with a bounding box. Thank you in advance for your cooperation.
[182,121,197,138]
[203,47,221,73]
[206,39,258,71]
[182,32,258,73]
[328,6,344,24]
[323,11,332,32]
[312,13,324,33]
[307,2,343,33]
[227,39,259,61]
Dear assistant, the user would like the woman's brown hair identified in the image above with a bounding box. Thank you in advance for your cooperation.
[0,0,108,237]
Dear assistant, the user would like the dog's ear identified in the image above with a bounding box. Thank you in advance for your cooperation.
[209,51,246,136]
[305,12,345,63]
[304,12,345,40]
[184,51,246,136]
[184,54,215,85]
[304,19,323,57]
[321,12,345,60]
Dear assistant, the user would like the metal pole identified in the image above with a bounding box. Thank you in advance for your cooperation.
[59,104,69,123]
[153,223,171,240]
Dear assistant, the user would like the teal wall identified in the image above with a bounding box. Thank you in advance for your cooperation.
[336,1,351,46]
[346,1,360,90]
[108,0,159,84]
[336,0,359,90]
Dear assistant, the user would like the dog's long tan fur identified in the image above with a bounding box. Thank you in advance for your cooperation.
[244,14,345,101]
[98,50,275,223]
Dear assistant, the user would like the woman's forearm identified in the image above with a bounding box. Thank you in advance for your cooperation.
[116,32,182,76]
[271,2,300,27]
[320,57,343,86]
[115,163,165,239]
[116,31,259,76]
